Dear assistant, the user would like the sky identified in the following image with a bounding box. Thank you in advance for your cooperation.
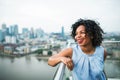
[0,0,120,33]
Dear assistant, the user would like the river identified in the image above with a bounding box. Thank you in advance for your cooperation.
[0,53,120,80]
[104,59,120,79]
[0,54,58,80]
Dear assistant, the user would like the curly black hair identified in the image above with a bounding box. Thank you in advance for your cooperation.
[71,18,104,47]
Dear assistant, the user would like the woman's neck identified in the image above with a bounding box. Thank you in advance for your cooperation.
[80,45,95,54]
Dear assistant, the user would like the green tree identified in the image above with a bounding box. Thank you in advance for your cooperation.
[36,49,43,55]
[48,50,52,56]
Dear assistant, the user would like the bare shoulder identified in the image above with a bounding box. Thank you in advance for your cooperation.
[104,49,107,60]
[101,46,107,60]
[58,48,73,58]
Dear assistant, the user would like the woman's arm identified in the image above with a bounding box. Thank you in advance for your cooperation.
[48,48,74,70]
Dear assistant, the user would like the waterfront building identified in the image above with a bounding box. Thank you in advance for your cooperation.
[4,46,13,54]
[5,36,17,44]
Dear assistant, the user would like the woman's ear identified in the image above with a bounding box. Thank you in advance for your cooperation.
[74,36,77,40]
[74,37,77,42]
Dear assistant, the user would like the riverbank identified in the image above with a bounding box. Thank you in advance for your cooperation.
[35,54,50,60]
[0,52,33,58]
[0,52,52,60]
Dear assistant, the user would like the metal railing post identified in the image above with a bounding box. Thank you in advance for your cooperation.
[54,63,66,80]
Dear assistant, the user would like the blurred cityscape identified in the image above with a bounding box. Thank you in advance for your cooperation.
[0,23,120,56]
[0,23,70,56]
[0,23,120,80]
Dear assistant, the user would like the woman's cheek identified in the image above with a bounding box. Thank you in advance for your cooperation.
[82,34,86,38]
[75,36,77,40]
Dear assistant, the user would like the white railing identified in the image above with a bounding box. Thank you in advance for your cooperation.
[54,63,66,80]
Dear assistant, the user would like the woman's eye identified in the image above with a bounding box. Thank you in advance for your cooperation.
[75,31,86,35]
[81,32,86,34]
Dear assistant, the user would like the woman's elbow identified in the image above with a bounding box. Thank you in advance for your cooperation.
[48,61,55,67]
[48,57,57,67]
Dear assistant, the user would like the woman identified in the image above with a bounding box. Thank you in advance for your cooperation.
[48,18,107,80]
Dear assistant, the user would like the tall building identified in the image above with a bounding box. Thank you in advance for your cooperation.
[0,30,3,42]
[6,27,9,35]
[9,24,18,36]
[22,28,29,38]
[22,28,29,34]
[2,23,7,30]
[35,28,44,38]
[1,23,7,40]
[61,26,65,38]
[30,27,34,39]
[14,24,18,35]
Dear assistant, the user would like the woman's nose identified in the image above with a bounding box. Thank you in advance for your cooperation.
[77,33,81,37]
[76,34,81,38]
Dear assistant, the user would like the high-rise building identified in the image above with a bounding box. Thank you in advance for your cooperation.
[30,27,34,39]
[1,23,7,40]
[61,26,65,38]
[2,23,7,29]
[1,23,9,35]
[14,24,18,35]
[0,30,3,42]
[6,27,9,35]
[22,28,29,38]
[35,28,44,38]
[9,24,18,36]
[22,28,29,34]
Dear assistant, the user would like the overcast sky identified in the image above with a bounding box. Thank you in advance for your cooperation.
[0,0,120,33]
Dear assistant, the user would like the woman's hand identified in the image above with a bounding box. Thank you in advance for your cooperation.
[60,57,74,71]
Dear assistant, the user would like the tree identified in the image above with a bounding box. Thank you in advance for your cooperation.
[48,50,52,56]
[35,49,43,55]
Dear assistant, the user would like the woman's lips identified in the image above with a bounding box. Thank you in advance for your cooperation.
[77,39,84,44]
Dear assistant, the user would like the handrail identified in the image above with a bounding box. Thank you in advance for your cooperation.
[54,63,66,80]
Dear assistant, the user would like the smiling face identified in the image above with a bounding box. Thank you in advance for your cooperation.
[75,25,92,47]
